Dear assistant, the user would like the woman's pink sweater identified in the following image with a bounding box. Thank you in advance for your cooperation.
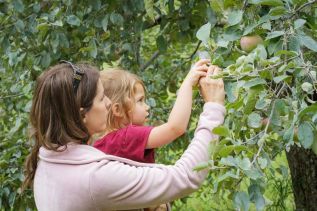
[34,102,225,210]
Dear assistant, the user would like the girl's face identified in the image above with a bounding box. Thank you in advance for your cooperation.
[83,79,112,135]
[131,83,150,125]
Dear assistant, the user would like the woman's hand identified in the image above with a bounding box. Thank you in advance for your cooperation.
[199,65,225,105]
[183,59,210,87]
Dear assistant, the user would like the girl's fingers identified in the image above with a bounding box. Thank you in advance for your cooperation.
[194,59,210,67]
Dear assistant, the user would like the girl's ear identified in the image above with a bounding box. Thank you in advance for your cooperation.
[80,108,87,123]
[111,103,124,118]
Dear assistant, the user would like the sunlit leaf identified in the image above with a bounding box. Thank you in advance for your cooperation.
[228,10,243,26]
[298,122,314,149]
[196,23,211,44]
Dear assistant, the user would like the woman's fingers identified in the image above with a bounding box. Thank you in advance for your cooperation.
[194,65,209,72]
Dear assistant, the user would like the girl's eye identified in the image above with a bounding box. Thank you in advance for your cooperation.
[138,98,144,102]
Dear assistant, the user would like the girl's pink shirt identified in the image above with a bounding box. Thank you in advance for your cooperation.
[34,102,226,210]
[94,125,155,163]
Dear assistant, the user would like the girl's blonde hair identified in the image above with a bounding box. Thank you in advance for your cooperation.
[100,68,145,132]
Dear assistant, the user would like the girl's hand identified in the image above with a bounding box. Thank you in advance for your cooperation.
[183,59,210,87]
[199,65,225,105]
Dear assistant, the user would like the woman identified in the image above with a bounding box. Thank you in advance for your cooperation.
[23,60,225,210]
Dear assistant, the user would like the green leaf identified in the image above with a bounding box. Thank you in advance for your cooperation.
[265,31,284,40]
[301,82,313,93]
[243,78,266,89]
[218,145,249,157]
[66,15,81,26]
[12,0,25,12]
[273,75,290,83]
[243,22,260,36]
[89,40,97,58]
[225,81,238,102]
[212,125,230,137]
[294,19,306,29]
[269,6,287,16]
[298,104,317,119]
[275,50,298,57]
[257,157,268,169]
[193,162,209,171]
[298,122,314,149]
[247,112,262,128]
[249,0,284,6]
[218,145,235,157]
[110,13,124,26]
[248,184,266,210]
[206,7,217,28]
[40,51,51,68]
[156,35,167,52]
[228,10,243,26]
[299,35,317,52]
[196,23,211,44]
[101,15,109,32]
[220,156,238,167]
[234,191,250,211]
[261,21,271,30]
[244,87,261,115]
[255,45,267,59]
[215,171,239,183]
[289,35,301,52]
[144,0,155,20]
[15,20,25,32]
[238,158,251,170]
[245,168,263,179]
[283,126,294,142]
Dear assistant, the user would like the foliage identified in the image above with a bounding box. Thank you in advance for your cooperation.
[194,0,317,210]
[0,0,316,210]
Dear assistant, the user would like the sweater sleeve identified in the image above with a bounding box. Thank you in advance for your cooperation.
[89,102,226,210]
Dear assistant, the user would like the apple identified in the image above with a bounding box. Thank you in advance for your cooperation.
[240,35,264,52]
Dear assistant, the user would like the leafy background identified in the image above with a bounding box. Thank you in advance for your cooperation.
[1,0,317,210]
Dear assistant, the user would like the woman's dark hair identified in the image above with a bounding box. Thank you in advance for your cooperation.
[22,62,100,190]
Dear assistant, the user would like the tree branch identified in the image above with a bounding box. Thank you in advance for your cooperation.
[140,51,160,71]
[288,0,317,19]
[188,41,202,60]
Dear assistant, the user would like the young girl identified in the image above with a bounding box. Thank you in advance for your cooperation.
[93,60,210,163]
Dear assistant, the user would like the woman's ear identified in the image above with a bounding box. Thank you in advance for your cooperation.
[111,103,124,118]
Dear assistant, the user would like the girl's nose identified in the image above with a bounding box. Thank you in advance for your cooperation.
[105,97,112,110]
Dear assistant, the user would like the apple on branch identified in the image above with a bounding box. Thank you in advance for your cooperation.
[240,35,264,52]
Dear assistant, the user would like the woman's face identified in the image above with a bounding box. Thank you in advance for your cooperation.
[83,79,111,135]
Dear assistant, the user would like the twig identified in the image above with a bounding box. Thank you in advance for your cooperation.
[288,0,317,19]
[140,51,160,71]
[243,0,248,11]
[0,93,24,100]
[250,82,286,165]
[188,41,202,60]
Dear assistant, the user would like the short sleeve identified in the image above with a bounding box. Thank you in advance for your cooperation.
[120,125,155,163]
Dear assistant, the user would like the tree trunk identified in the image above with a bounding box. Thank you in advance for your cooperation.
[286,145,317,211]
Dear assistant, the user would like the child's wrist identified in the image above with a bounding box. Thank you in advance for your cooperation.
[182,79,194,87]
